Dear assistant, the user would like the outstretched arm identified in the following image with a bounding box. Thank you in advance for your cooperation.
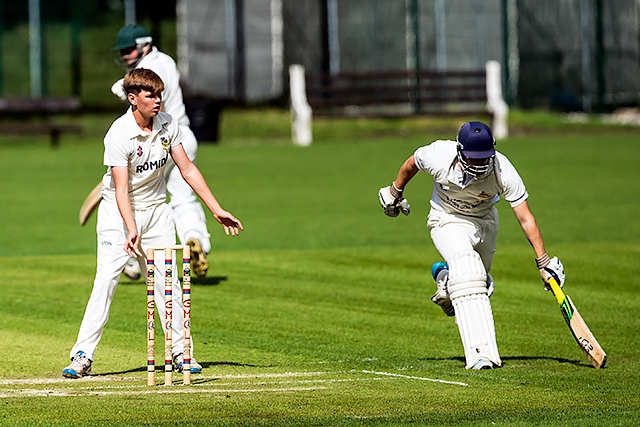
[170,144,243,236]
[512,200,565,288]
[512,201,546,258]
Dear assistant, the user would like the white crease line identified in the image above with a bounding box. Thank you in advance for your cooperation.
[0,372,328,387]
[0,386,326,398]
[362,370,468,387]
[217,371,329,379]
[0,376,138,386]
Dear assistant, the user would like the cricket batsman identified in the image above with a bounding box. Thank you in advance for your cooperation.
[378,121,565,369]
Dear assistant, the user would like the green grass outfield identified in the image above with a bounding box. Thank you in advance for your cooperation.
[0,110,639,426]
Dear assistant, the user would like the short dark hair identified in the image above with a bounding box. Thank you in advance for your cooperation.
[123,68,164,97]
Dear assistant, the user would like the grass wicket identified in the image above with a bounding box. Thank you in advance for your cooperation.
[146,245,191,386]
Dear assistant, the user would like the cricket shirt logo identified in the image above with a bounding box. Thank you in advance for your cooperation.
[160,136,170,152]
[135,156,168,173]
[137,146,143,157]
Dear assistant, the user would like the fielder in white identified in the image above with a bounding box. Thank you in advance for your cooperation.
[63,69,243,379]
[378,121,565,369]
[111,24,212,278]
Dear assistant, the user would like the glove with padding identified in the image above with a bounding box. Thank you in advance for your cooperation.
[536,253,565,290]
[111,78,127,101]
[378,184,410,217]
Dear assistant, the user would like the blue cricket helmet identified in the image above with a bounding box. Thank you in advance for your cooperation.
[456,121,495,159]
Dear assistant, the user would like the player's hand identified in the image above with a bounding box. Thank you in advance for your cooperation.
[213,210,244,236]
[536,253,565,290]
[378,185,410,217]
[111,78,126,101]
[124,231,142,258]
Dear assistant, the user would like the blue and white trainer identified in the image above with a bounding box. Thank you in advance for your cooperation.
[430,261,455,317]
[470,357,496,370]
[62,351,92,379]
[173,353,203,374]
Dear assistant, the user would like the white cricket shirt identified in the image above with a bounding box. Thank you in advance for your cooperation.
[101,110,184,209]
[136,47,190,126]
[414,140,528,217]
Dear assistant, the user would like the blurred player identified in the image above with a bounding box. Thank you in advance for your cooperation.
[378,121,565,369]
[111,24,211,278]
[63,68,243,378]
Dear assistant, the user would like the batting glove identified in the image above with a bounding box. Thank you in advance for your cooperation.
[536,253,565,290]
[111,78,127,101]
[378,184,410,217]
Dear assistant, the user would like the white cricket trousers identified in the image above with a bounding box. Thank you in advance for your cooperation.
[70,201,191,361]
[164,125,211,253]
[427,207,499,272]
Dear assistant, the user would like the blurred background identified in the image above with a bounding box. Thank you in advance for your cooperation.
[1,0,639,130]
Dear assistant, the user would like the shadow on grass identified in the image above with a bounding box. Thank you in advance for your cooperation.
[95,360,269,377]
[192,276,227,286]
[119,276,228,286]
[419,355,593,368]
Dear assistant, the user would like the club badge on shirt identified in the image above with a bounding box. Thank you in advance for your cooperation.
[160,136,170,152]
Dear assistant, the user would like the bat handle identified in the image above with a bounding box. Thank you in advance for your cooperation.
[547,278,565,305]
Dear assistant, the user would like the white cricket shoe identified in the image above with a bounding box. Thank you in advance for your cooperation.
[187,238,209,277]
[123,257,141,280]
[173,353,203,374]
[430,262,455,316]
[62,351,92,378]
[470,357,497,370]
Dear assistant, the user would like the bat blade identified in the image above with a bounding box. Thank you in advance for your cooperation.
[79,181,103,226]
[547,278,607,369]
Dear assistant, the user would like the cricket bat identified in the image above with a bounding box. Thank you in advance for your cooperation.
[79,181,103,226]
[547,277,607,369]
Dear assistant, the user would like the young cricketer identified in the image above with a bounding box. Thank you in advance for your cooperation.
[63,68,243,378]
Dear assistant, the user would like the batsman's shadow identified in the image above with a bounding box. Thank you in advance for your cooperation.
[419,355,593,368]
[501,355,595,368]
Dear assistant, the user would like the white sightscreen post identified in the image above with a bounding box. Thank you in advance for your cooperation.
[486,60,509,139]
[289,64,313,147]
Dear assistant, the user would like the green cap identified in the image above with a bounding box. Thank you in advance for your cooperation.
[113,24,151,51]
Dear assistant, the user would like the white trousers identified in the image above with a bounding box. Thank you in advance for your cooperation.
[70,201,192,361]
[164,125,211,253]
[427,207,499,272]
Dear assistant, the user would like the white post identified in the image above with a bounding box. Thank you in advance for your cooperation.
[485,60,509,139]
[289,65,313,146]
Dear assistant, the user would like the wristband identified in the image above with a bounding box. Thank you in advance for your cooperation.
[535,253,550,269]
[390,183,403,199]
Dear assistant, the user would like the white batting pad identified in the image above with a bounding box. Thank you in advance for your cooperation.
[453,293,502,368]
[448,251,487,299]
